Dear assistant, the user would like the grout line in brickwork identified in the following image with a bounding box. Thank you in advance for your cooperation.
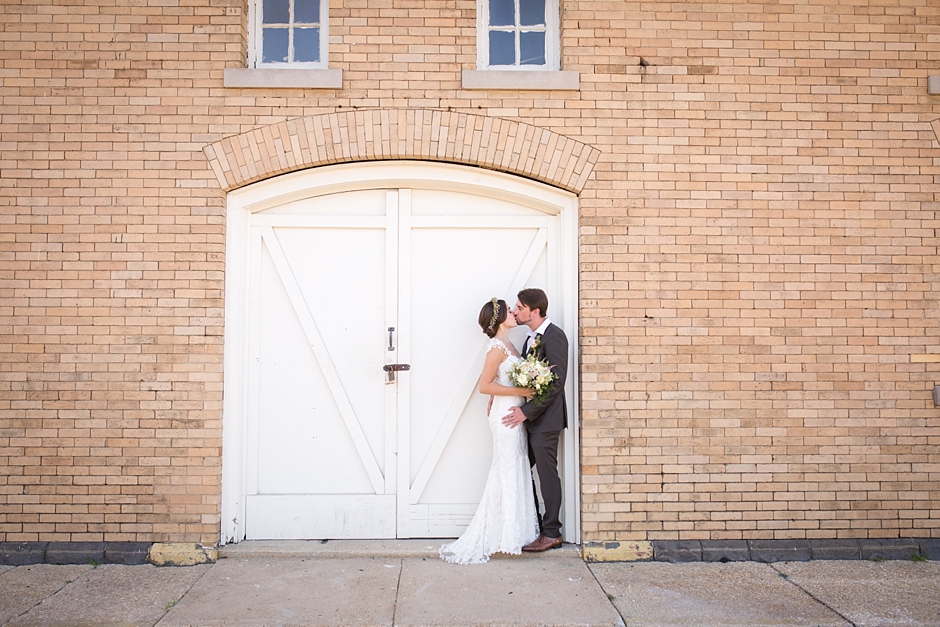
[769,563,857,627]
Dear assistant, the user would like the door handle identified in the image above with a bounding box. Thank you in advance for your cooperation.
[388,327,395,351]
[383,363,410,384]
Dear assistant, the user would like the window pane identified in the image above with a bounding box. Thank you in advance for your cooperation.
[293,27,320,62]
[489,0,514,26]
[262,27,289,63]
[520,31,545,65]
[295,0,320,24]
[263,0,289,24]
[520,0,545,26]
[489,30,515,65]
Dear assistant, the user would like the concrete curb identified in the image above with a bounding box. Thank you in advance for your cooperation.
[148,543,219,566]
[0,542,152,566]
[650,538,939,563]
[582,541,653,562]
[2,538,936,566]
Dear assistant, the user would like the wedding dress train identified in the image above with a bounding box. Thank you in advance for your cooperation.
[439,338,540,565]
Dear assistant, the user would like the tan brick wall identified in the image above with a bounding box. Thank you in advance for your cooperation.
[1,0,939,544]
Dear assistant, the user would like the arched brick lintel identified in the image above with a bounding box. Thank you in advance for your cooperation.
[203,109,601,194]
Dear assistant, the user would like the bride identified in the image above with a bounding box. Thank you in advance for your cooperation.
[439,298,540,564]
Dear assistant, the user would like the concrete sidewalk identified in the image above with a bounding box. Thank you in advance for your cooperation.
[0,541,938,626]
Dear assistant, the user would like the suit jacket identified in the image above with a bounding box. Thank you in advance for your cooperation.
[519,322,568,433]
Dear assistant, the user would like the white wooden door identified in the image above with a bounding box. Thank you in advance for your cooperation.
[229,164,575,541]
[246,189,398,538]
[400,188,557,537]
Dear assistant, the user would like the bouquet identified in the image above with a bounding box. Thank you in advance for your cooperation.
[508,354,557,405]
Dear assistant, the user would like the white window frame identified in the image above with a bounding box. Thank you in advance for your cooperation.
[476,0,559,71]
[249,0,329,69]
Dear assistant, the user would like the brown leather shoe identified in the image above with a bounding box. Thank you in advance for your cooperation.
[522,534,562,552]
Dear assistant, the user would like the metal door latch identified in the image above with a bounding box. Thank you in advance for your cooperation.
[383,363,411,384]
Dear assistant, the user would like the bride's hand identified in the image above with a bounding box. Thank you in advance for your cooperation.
[520,388,534,399]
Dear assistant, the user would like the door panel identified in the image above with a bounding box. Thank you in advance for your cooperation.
[247,191,394,539]
[255,242,374,495]
[274,226,389,477]
[402,192,557,537]
[410,188,546,217]
[247,495,396,539]
[263,189,389,217]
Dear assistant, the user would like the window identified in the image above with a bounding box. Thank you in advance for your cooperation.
[479,0,557,70]
[227,0,339,88]
[251,0,328,67]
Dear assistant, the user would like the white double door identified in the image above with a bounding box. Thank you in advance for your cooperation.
[243,183,562,539]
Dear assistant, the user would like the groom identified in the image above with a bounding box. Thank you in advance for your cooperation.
[502,288,568,552]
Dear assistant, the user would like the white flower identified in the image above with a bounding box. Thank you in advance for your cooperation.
[508,353,557,404]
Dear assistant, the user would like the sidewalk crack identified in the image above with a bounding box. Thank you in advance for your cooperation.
[391,558,404,627]
[5,564,96,625]
[584,563,627,627]
[151,560,214,627]
[770,564,857,627]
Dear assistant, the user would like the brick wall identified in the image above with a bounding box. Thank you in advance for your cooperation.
[1,0,939,544]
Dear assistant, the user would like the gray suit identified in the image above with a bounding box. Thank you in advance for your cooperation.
[520,322,568,538]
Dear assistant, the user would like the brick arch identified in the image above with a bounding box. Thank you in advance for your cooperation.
[203,109,601,194]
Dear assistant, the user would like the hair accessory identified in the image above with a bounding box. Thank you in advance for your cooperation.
[488,298,500,330]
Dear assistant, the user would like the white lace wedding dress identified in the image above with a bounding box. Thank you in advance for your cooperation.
[439,338,540,565]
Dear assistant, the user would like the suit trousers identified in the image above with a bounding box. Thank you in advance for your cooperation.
[528,429,563,539]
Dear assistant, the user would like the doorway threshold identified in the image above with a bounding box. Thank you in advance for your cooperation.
[220,539,582,560]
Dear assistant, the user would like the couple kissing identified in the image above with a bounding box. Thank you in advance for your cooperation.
[440,288,568,565]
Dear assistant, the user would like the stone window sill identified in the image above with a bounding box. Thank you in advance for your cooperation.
[224,68,343,89]
[461,70,580,91]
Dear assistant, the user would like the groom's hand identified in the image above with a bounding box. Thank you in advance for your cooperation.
[502,406,526,429]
